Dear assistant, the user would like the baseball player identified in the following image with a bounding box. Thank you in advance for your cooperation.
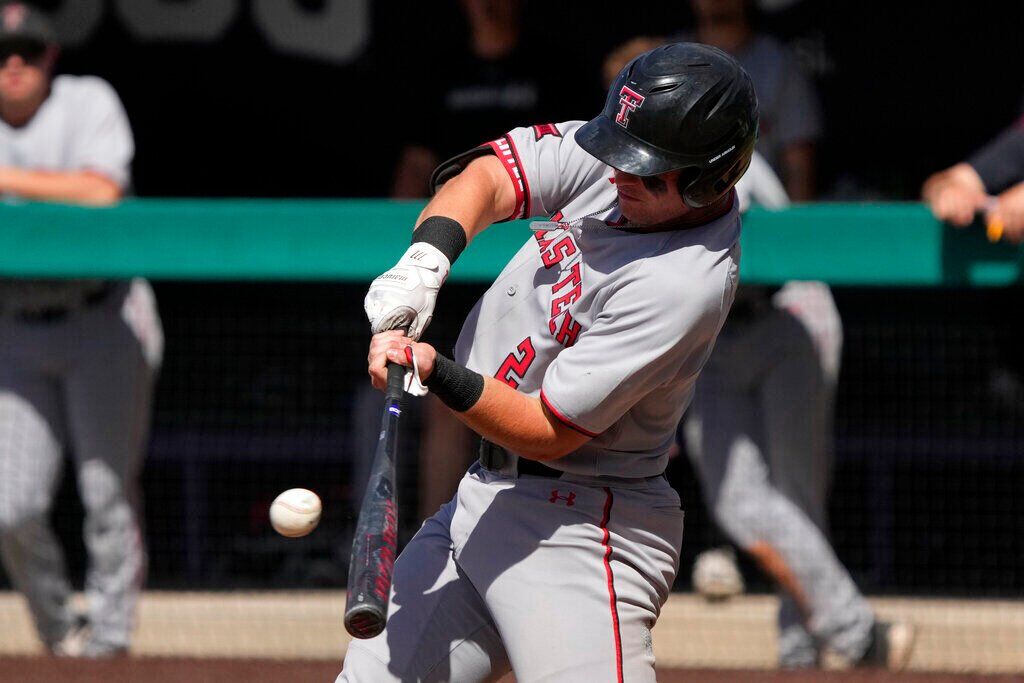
[341,43,755,682]
[683,154,916,669]
[0,3,162,657]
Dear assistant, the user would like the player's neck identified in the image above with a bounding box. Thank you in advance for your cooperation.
[0,87,48,128]
[628,192,735,233]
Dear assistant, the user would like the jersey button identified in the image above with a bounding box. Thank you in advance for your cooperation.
[506,285,517,296]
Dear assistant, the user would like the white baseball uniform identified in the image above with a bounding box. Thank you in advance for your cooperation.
[0,74,163,653]
[340,120,739,682]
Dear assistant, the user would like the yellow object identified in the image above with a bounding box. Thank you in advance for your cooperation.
[987,215,1004,243]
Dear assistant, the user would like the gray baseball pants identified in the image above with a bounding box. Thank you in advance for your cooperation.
[0,280,162,650]
[338,461,684,682]
[682,296,874,666]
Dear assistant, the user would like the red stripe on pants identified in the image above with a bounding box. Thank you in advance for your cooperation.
[600,487,623,682]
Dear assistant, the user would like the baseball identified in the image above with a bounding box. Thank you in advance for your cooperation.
[269,488,322,538]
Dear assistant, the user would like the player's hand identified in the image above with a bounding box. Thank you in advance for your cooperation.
[364,244,451,341]
[367,330,437,391]
[922,164,988,228]
[988,182,1024,243]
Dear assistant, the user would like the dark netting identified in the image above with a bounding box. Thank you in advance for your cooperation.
[28,284,1024,598]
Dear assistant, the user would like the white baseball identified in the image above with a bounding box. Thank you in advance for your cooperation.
[270,488,322,538]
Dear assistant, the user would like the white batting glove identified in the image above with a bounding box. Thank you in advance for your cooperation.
[364,243,451,341]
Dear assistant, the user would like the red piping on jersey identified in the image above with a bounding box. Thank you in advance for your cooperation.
[600,487,624,683]
[504,133,532,218]
[540,390,600,437]
[487,138,525,222]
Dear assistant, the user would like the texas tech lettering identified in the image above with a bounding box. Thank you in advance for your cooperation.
[534,228,584,349]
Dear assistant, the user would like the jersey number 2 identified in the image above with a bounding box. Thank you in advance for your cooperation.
[496,337,536,389]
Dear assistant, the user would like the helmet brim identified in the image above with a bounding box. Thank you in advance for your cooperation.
[575,115,685,177]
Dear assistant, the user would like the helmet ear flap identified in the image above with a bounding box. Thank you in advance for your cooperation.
[674,167,702,202]
[681,144,755,208]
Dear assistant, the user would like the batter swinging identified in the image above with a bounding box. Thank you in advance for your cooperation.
[342,43,755,682]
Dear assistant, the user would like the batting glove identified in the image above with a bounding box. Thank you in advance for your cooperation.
[364,243,450,341]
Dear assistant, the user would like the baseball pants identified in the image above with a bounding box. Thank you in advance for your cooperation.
[683,296,874,666]
[0,280,162,649]
[338,461,684,682]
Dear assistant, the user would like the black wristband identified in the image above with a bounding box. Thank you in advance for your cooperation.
[411,216,467,265]
[424,353,484,412]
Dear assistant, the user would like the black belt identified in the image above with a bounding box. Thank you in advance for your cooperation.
[11,284,114,324]
[478,439,564,479]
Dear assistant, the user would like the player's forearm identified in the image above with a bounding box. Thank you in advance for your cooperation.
[372,334,587,460]
[415,155,516,244]
[451,377,589,461]
[0,167,122,206]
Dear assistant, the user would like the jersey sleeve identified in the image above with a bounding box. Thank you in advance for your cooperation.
[431,120,607,221]
[540,257,735,437]
[68,78,135,190]
[967,116,1024,193]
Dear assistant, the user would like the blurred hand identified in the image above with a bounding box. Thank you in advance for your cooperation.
[367,330,436,391]
[921,163,988,227]
[988,182,1024,243]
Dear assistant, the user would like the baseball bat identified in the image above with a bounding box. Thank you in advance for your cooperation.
[344,360,406,639]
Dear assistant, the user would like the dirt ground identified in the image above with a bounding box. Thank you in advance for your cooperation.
[1,657,1022,683]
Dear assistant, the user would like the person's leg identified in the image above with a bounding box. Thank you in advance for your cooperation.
[64,282,162,653]
[686,314,872,665]
[338,492,510,682]
[454,468,684,682]
[759,309,839,666]
[685,345,822,667]
[0,326,75,647]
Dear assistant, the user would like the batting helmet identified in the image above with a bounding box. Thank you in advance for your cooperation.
[576,42,759,209]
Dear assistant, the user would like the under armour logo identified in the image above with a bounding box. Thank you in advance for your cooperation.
[615,86,645,128]
[549,489,576,506]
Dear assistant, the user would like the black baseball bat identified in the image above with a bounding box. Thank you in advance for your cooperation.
[344,361,406,639]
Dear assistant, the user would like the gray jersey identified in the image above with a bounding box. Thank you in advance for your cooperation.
[449,121,740,478]
[0,74,134,311]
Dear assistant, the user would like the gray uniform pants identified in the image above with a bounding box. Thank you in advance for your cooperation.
[682,295,873,666]
[0,280,162,649]
[339,462,684,682]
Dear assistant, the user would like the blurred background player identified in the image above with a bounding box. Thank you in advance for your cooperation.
[390,0,558,199]
[921,111,1024,418]
[602,25,912,670]
[0,2,163,657]
[679,0,821,200]
[922,114,1024,242]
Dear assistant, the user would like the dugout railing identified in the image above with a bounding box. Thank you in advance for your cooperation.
[1,201,1022,596]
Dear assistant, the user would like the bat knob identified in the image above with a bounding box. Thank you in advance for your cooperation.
[344,605,387,639]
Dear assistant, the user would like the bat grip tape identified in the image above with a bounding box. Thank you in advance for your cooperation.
[385,362,406,402]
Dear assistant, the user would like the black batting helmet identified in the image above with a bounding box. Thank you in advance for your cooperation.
[576,42,758,209]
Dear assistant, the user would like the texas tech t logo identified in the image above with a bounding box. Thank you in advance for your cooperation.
[615,86,645,128]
